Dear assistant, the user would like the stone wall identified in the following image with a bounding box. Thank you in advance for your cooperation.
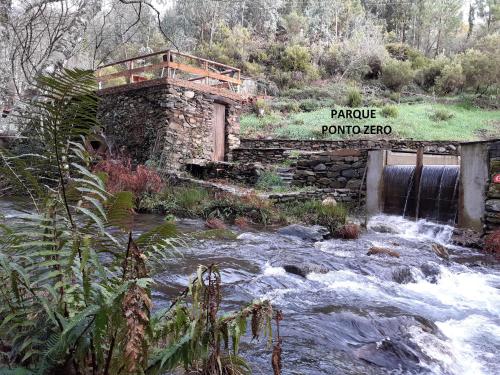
[267,188,359,204]
[292,149,367,191]
[485,141,500,233]
[186,161,264,185]
[98,84,241,170]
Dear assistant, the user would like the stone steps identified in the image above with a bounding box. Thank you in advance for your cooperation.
[276,167,295,186]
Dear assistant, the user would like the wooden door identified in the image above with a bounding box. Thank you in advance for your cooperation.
[212,103,225,161]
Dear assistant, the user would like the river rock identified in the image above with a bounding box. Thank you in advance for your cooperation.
[451,228,483,249]
[367,246,400,258]
[369,223,398,234]
[392,266,416,284]
[420,262,440,283]
[322,197,337,206]
[283,264,329,278]
[277,224,329,241]
[354,338,421,371]
[431,243,449,260]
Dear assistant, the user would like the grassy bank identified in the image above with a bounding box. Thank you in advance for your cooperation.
[241,102,500,141]
[138,184,352,236]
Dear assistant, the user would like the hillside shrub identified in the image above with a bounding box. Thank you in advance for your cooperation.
[385,43,428,68]
[430,109,454,121]
[459,49,496,93]
[380,105,399,118]
[346,88,363,107]
[435,62,465,94]
[365,55,383,79]
[382,59,414,92]
[299,98,323,112]
[414,56,448,90]
[281,45,312,72]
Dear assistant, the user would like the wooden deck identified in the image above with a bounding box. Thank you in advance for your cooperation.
[95,50,243,100]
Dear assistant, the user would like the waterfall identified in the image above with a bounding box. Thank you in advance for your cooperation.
[383,165,460,224]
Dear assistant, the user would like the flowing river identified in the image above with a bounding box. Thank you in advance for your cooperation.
[1,199,499,375]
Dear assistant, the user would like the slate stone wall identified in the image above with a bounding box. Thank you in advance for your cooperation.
[98,84,241,170]
[485,141,500,233]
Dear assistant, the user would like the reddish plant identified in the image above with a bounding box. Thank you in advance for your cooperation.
[484,230,500,254]
[205,217,227,230]
[93,159,164,197]
[334,223,361,240]
[235,216,251,229]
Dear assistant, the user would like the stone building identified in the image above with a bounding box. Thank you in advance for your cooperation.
[96,50,244,171]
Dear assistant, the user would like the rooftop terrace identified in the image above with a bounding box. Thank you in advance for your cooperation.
[95,49,244,101]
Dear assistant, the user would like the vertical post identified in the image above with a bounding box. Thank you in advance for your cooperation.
[204,61,209,85]
[126,61,133,84]
[414,147,424,220]
[166,50,171,78]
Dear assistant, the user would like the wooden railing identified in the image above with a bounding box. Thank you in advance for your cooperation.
[95,49,241,93]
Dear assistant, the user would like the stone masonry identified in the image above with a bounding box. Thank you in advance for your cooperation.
[98,83,241,171]
[485,141,500,233]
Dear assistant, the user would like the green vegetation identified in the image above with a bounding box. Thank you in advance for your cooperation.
[139,186,277,225]
[346,88,363,107]
[241,102,500,141]
[255,170,285,191]
[280,200,347,234]
[380,105,399,118]
[0,70,276,374]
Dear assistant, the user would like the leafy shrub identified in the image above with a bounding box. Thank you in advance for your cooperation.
[365,55,383,79]
[385,43,428,68]
[203,192,276,225]
[281,45,312,72]
[414,56,448,90]
[435,62,465,94]
[380,105,399,118]
[314,203,347,234]
[346,88,362,107]
[382,59,414,92]
[94,159,164,197]
[459,49,496,92]
[256,170,285,190]
[175,186,209,211]
[270,99,301,113]
[243,61,264,76]
[299,99,323,112]
[484,230,500,253]
[430,109,454,121]
[388,92,401,102]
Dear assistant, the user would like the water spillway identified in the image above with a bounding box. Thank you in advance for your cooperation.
[383,165,460,224]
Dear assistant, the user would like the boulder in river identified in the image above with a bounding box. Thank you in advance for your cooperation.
[354,337,421,371]
[451,228,483,249]
[283,264,329,278]
[392,266,416,284]
[420,262,441,283]
[367,246,400,258]
[277,224,329,242]
[431,243,449,260]
[369,223,398,234]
